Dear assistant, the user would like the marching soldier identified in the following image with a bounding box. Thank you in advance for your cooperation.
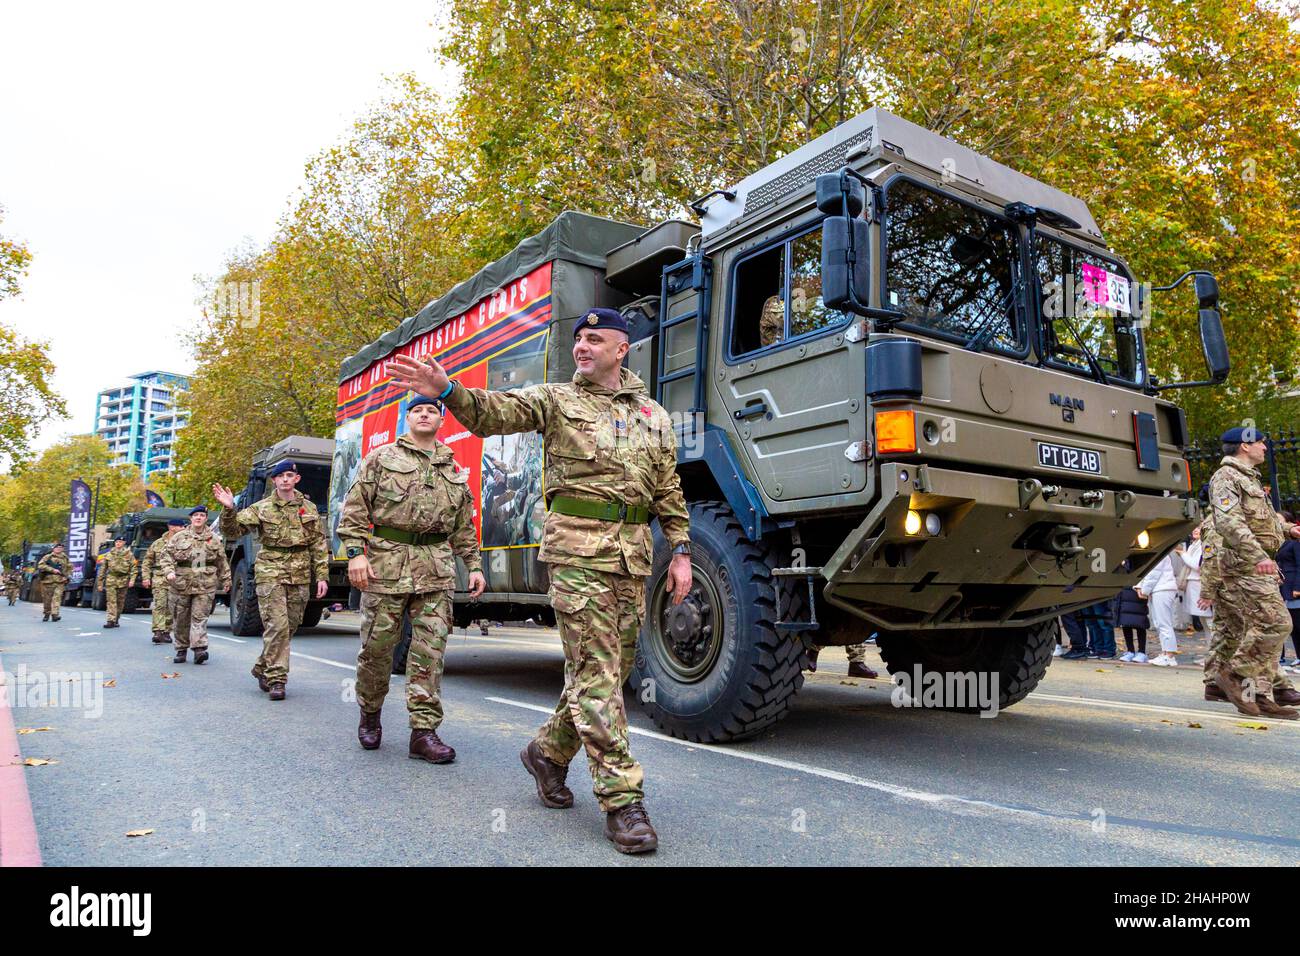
[806,642,878,680]
[388,306,692,855]
[339,397,485,761]
[1205,426,1300,719]
[35,543,70,622]
[96,537,137,629]
[158,506,231,665]
[3,566,20,605]
[213,461,330,701]
[139,519,185,643]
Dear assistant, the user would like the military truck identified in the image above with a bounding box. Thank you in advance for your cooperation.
[218,435,350,635]
[335,108,1226,742]
[19,543,54,603]
[85,508,194,611]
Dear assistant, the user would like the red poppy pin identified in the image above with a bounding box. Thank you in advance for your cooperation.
[641,405,651,416]
[299,507,306,516]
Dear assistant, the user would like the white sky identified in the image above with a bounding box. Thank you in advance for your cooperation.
[0,1,452,459]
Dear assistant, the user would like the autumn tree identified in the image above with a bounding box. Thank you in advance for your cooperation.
[0,204,66,467]
[0,435,146,553]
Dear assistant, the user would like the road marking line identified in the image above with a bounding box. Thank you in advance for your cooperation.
[454,636,561,651]
[289,651,354,671]
[213,635,247,644]
[0,652,42,867]
[1024,691,1300,728]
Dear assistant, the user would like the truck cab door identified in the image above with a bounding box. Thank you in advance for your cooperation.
[714,221,869,509]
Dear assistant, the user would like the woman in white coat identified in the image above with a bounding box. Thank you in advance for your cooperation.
[1182,527,1213,641]
[1137,543,1187,667]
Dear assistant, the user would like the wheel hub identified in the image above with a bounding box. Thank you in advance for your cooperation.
[650,571,723,682]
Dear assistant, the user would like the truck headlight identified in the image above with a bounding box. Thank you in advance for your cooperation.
[1136,530,1150,549]
[924,513,942,536]
[904,510,923,535]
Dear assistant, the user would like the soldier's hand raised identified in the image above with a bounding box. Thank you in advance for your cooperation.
[212,484,236,509]
[386,353,450,398]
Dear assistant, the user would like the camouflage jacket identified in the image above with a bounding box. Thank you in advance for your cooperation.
[220,489,329,585]
[337,435,482,594]
[1209,456,1295,576]
[157,527,232,596]
[3,570,21,587]
[444,367,690,575]
[97,548,137,587]
[139,535,170,586]
[1196,517,1223,603]
[36,553,70,582]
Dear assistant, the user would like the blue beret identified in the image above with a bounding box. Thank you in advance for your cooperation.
[269,460,297,478]
[574,307,628,339]
[167,518,186,527]
[407,395,444,414]
[189,505,208,516]
[1221,426,1264,443]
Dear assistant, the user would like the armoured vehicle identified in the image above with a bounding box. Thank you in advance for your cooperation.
[218,435,350,635]
[336,108,1227,742]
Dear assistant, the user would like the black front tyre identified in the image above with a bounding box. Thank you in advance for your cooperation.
[629,500,805,743]
[229,559,264,636]
[875,618,1057,713]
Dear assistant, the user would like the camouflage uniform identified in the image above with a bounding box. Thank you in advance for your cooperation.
[3,570,20,605]
[138,535,174,638]
[1208,456,1297,700]
[338,435,481,730]
[35,552,69,618]
[158,527,232,652]
[220,491,329,686]
[445,367,690,811]
[98,548,137,624]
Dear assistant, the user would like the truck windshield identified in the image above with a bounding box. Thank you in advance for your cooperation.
[883,179,1023,353]
[1034,235,1142,384]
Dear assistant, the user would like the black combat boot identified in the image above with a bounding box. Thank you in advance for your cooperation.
[409,729,455,764]
[847,661,879,679]
[268,684,286,701]
[604,802,658,854]
[173,648,187,664]
[192,649,209,665]
[42,613,49,622]
[520,739,574,808]
[358,710,382,750]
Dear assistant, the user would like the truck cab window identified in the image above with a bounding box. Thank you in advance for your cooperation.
[1035,236,1141,384]
[730,226,845,357]
[884,180,1022,351]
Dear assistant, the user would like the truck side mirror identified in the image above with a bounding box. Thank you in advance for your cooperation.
[821,216,870,311]
[1194,273,1219,310]
[815,172,865,217]
[1199,308,1230,383]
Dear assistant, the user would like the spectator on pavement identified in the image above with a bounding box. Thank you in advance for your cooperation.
[1138,544,1187,667]
[1059,609,1091,660]
[1278,512,1300,672]
[1115,575,1150,663]
[1082,597,1117,660]
[1183,526,1215,645]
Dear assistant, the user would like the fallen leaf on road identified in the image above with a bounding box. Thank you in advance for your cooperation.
[16,727,54,735]
[102,679,116,687]
[23,757,57,767]
[1235,722,1268,731]
[1160,719,1172,724]
[161,673,180,679]
[125,829,154,838]
[839,680,858,686]
[1094,668,1110,673]
[1187,722,1203,729]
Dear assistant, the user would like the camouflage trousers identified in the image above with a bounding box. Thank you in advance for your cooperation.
[1212,573,1293,698]
[41,581,64,616]
[150,583,173,635]
[5,585,17,604]
[356,589,451,731]
[253,582,308,685]
[813,643,868,663]
[104,583,129,623]
[535,566,645,812]
[170,591,215,651]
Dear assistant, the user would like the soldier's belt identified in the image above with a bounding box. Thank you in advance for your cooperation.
[261,543,309,552]
[548,496,650,524]
[372,526,449,546]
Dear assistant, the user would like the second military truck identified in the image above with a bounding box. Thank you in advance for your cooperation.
[333,107,1227,742]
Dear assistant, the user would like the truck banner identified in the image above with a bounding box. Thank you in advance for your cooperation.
[67,479,92,586]
[328,261,552,559]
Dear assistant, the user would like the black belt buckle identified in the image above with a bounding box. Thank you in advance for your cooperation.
[617,502,628,522]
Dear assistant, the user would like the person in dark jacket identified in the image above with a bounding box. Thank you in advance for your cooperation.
[1114,578,1151,663]
[1278,514,1300,667]
[1081,598,1117,659]
[1059,610,1091,660]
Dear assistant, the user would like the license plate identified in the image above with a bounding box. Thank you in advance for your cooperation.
[1037,441,1102,474]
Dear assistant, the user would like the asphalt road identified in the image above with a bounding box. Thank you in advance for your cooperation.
[2,598,1297,866]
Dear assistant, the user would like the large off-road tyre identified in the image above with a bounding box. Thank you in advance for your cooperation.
[629,500,805,743]
[875,618,1057,713]
[229,559,264,637]
[299,603,323,630]
[91,588,106,611]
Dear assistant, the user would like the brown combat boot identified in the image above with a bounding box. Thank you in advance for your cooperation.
[173,648,187,664]
[193,649,209,665]
[358,709,382,750]
[805,647,819,673]
[604,802,658,854]
[151,631,168,644]
[409,729,455,764]
[1273,687,1300,707]
[520,739,574,809]
[1255,696,1299,720]
[1204,683,1227,702]
[847,661,879,680]
[268,684,286,701]
[252,666,270,693]
[1214,672,1260,717]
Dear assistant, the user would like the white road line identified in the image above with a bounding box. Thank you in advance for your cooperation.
[289,650,355,671]
[1024,691,1300,728]
[454,635,561,651]
[484,695,1061,823]
[213,635,248,644]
